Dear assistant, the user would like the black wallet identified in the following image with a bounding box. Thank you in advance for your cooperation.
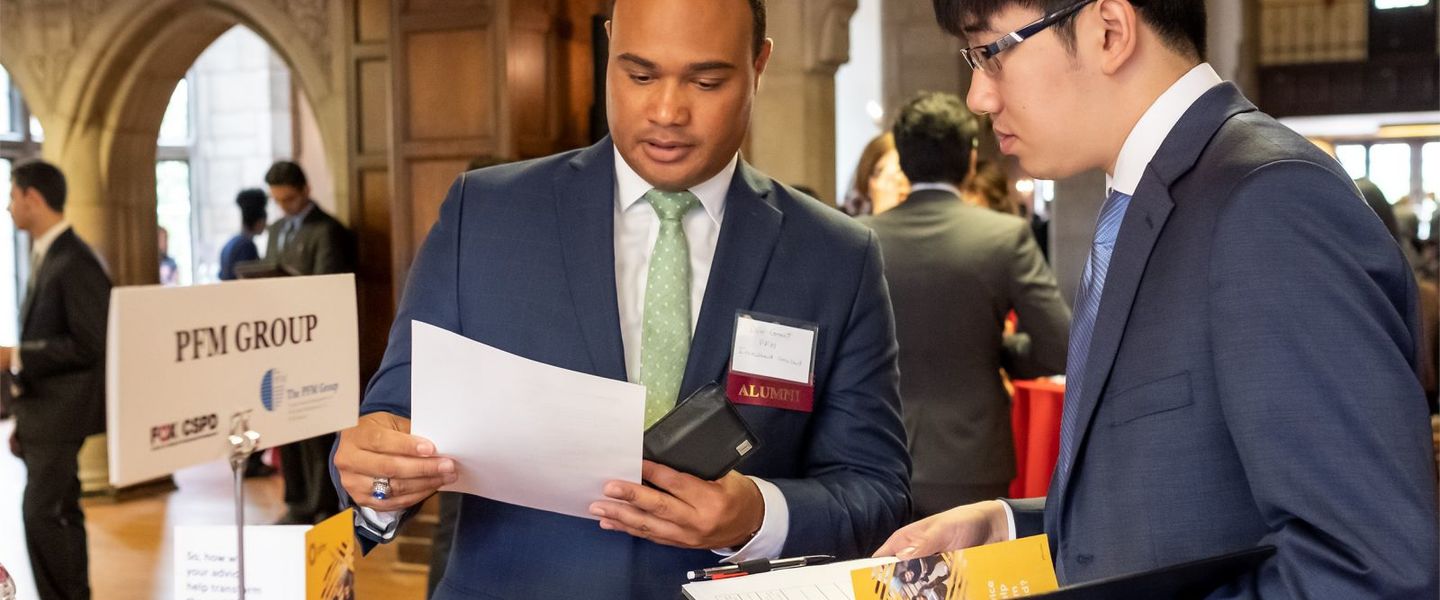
[643,383,760,481]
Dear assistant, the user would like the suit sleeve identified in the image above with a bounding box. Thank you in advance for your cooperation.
[311,222,354,275]
[332,175,467,545]
[1001,224,1071,379]
[17,254,111,379]
[1000,497,1045,538]
[768,230,912,558]
[1208,160,1439,599]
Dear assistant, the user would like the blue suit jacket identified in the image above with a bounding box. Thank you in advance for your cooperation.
[1004,84,1439,597]
[349,139,911,599]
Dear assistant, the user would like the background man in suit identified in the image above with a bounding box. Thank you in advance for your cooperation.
[2,160,110,600]
[878,1,1438,597]
[264,160,354,524]
[863,92,1069,517]
[331,0,911,597]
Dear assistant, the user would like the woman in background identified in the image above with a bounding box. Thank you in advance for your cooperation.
[218,188,269,281]
[843,132,909,216]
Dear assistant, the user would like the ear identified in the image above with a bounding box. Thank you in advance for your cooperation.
[752,38,775,88]
[1094,0,1140,76]
[604,19,612,40]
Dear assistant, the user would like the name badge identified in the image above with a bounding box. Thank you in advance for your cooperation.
[726,311,818,413]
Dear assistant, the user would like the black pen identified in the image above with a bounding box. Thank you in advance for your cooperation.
[686,555,836,581]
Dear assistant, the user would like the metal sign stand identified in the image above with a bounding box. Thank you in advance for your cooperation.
[227,412,261,600]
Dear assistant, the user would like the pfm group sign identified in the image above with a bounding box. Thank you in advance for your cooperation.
[107,274,359,487]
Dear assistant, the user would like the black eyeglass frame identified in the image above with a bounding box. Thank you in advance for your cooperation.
[959,0,1099,74]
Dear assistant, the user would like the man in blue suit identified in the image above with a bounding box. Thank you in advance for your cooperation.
[877,1,1439,597]
[331,0,910,597]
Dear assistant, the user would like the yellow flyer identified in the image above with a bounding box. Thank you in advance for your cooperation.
[305,508,358,600]
[851,535,1059,600]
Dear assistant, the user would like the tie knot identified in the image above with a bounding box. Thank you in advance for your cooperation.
[646,189,700,222]
[1094,190,1132,246]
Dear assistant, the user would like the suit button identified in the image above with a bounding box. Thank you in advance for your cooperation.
[1076,554,1094,566]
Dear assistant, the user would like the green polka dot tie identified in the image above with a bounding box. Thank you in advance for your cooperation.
[641,189,701,427]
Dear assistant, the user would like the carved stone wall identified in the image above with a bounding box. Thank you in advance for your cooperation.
[749,0,858,203]
[0,0,348,287]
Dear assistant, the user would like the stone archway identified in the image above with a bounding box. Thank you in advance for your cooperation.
[0,0,347,286]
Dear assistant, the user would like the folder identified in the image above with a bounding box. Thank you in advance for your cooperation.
[1036,545,1275,599]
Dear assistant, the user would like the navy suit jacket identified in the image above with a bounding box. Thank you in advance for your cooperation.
[350,139,911,599]
[1004,84,1439,597]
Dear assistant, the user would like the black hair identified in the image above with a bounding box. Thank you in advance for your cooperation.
[932,0,1205,59]
[236,188,269,229]
[892,92,979,186]
[10,160,67,213]
[264,160,309,189]
[611,0,767,57]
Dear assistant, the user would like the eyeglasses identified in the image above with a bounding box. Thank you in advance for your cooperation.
[959,0,1098,75]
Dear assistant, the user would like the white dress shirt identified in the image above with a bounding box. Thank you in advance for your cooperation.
[1000,63,1224,539]
[362,152,792,563]
[1106,63,1224,196]
[906,182,965,198]
[14,220,71,374]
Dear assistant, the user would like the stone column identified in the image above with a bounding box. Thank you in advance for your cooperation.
[881,0,967,121]
[748,0,858,204]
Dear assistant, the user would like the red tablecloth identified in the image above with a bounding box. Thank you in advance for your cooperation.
[1010,378,1066,498]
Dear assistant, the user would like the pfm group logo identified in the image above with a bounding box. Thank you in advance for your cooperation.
[261,368,285,412]
[260,368,341,418]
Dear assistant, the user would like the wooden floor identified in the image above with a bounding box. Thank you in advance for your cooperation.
[0,418,429,599]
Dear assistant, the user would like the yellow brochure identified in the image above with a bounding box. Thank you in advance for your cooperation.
[851,534,1059,600]
[305,508,358,600]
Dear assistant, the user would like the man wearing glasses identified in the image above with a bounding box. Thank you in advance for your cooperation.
[877,1,1438,597]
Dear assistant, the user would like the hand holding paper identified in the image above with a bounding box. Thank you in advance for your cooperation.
[333,412,457,511]
[410,321,644,519]
[590,460,764,550]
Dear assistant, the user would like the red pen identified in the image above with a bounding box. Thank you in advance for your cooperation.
[686,555,836,582]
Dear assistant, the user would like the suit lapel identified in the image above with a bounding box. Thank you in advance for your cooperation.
[557,141,628,381]
[1053,83,1259,507]
[20,229,71,331]
[1053,178,1174,506]
[680,162,782,395]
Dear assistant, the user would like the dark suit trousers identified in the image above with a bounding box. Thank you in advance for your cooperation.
[280,433,339,521]
[21,439,89,600]
[912,481,1010,520]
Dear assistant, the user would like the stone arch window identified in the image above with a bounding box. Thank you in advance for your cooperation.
[0,64,36,345]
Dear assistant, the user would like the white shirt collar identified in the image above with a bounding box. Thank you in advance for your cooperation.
[614,147,735,225]
[31,220,71,263]
[1107,63,1224,196]
[289,200,316,225]
[908,182,964,198]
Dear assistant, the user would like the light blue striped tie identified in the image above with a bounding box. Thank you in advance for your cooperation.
[1055,190,1133,483]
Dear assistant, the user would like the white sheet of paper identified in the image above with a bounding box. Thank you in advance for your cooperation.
[410,321,645,520]
[681,557,897,600]
[731,316,816,384]
[173,525,307,599]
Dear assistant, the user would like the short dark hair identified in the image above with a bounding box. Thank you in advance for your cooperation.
[10,160,67,213]
[264,161,308,189]
[892,92,979,186]
[611,0,767,57]
[236,188,269,229]
[932,0,1205,59]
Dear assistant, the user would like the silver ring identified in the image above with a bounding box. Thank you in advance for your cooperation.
[371,477,391,500]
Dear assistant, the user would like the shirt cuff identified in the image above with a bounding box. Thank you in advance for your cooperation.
[712,476,789,563]
[355,506,403,542]
[999,500,1017,541]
